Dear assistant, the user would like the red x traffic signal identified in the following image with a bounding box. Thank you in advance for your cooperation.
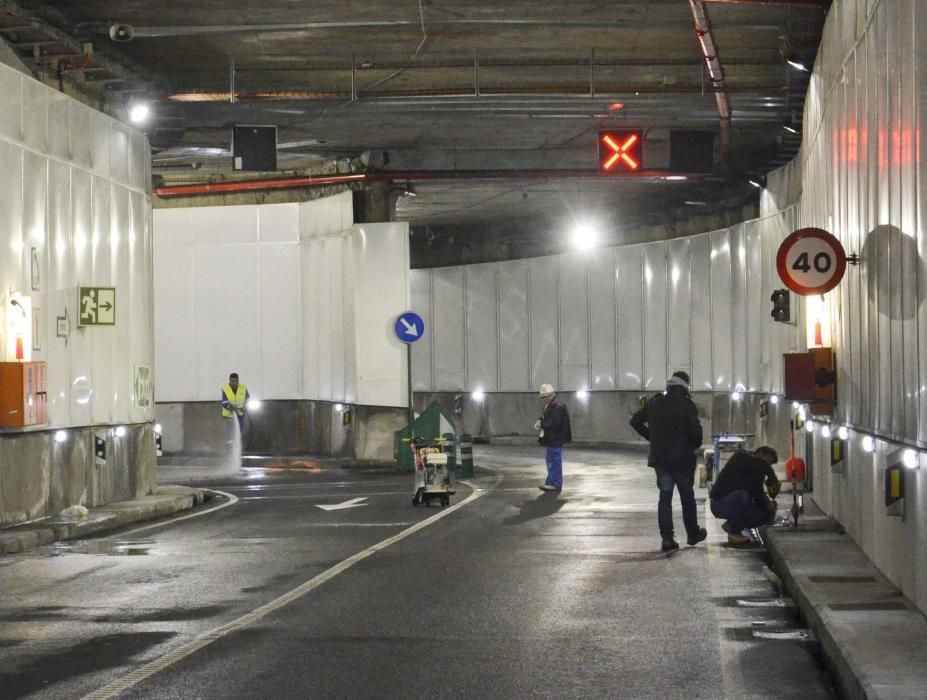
[599,131,643,172]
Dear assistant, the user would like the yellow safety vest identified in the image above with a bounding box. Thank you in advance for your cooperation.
[222,384,248,417]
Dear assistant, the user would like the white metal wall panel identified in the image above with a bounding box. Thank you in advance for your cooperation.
[410,269,433,391]
[193,243,262,401]
[0,142,23,289]
[432,266,466,391]
[258,203,299,243]
[529,256,559,392]
[351,222,409,407]
[558,254,589,391]
[710,230,733,390]
[69,101,92,170]
[498,258,530,391]
[588,248,618,391]
[46,160,71,422]
[465,263,499,392]
[153,209,195,401]
[666,238,691,379]
[642,242,667,390]
[89,110,111,178]
[128,191,153,421]
[90,178,113,423]
[314,239,334,401]
[919,0,927,443]
[0,69,21,142]
[128,130,148,192]
[109,124,130,186]
[340,235,357,404]
[616,245,644,389]
[729,225,748,392]
[21,77,47,153]
[300,236,321,401]
[47,91,70,161]
[108,185,131,422]
[689,234,713,390]
[69,167,94,426]
[744,221,763,391]
[261,244,302,399]
[899,0,919,440]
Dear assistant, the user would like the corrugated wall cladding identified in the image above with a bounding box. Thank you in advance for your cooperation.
[0,62,153,428]
[411,216,803,394]
[792,0,925,449]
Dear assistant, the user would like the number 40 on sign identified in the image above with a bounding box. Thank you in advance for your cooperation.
[775,228,847,296]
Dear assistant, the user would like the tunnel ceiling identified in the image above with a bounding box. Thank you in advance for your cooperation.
[2,0,829,261]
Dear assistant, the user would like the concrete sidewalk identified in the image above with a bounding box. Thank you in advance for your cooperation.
[766,506,927,700]
[0,485,205,555]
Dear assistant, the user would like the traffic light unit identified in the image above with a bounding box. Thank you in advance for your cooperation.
[771,288,791,323]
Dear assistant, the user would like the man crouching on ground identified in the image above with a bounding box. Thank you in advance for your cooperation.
[709,446,780,545]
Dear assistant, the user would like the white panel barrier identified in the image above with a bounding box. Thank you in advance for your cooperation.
[0,60,153,429]
[465,263,499,392]
[498,259,530,391]
[529,256,559,392]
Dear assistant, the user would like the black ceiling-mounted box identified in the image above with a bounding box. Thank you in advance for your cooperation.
[670,130,715,172]
[232,125,277,171]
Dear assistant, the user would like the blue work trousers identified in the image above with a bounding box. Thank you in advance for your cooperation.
[710,490,772,534]
[656,468,699,540]
[545,447,563,488]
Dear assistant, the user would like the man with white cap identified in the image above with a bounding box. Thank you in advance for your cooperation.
[535,384,571,492]
[630,370,707,552]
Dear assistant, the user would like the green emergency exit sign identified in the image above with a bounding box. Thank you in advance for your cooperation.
[78,286,116,327]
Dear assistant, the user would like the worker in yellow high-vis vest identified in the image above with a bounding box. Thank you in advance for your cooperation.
[221,372,250,443]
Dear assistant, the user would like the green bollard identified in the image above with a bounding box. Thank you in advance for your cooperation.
[459,433,473,478]
[442,433,457,473]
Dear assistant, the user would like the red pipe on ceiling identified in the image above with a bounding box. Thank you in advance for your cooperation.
[153,170,702,198]
[688,0,731,163]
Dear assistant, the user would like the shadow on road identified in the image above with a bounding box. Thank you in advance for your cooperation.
[503,492,567,525]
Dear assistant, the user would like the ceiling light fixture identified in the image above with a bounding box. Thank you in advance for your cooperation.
[782,123,798,134]
[128,102,150,124]
[787,60,808,72]
[571,222,598,251]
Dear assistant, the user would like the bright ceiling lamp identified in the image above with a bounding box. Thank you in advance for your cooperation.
[571,222,598,251]
[128,102,151,124]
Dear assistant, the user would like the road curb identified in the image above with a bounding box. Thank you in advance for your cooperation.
[766,526,927,700]
[0,485,205,556]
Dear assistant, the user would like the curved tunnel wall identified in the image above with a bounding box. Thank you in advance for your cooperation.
[771,0,927,609]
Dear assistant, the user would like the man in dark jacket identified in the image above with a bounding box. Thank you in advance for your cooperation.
[536,384,571,492]
[630,371,706,552]
[709,446,780,545]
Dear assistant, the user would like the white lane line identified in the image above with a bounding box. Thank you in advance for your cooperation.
[115,489,239,537]
[81,476,501,700]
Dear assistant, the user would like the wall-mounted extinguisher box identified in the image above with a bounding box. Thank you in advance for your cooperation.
[784,347,835,416]
[0,361,47,428]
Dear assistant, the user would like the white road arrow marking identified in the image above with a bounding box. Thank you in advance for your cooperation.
[317,496,369,511]
[400,318,419,336]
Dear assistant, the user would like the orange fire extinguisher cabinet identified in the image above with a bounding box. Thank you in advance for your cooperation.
[0,361,47,428]
[785,455,807,482]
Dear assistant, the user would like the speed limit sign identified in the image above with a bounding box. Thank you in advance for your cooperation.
[776,227,847,296]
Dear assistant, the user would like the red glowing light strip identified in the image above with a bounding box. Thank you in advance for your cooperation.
[603,152,621,170]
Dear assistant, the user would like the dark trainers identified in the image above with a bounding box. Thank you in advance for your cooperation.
[539,484,561,492]
[687,527,708,546]
[727,533,752,546]
[720,521,734,534]
[661,539,680,552]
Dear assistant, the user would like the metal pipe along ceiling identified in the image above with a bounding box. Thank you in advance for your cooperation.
[688,0,732,163]
[152,169,703,198]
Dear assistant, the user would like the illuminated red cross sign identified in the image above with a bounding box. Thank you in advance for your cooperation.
[599,131,643,172]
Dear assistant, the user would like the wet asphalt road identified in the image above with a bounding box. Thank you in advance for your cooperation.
[0,447,835,699]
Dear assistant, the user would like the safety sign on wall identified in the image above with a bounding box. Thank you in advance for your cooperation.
[775,228,847,296]
[78,286,117,326]
[394,311,424,343]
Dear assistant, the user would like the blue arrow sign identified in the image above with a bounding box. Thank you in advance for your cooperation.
[394,311,424,343]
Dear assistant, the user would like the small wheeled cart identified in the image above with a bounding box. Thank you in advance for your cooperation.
[410,437,456,507]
